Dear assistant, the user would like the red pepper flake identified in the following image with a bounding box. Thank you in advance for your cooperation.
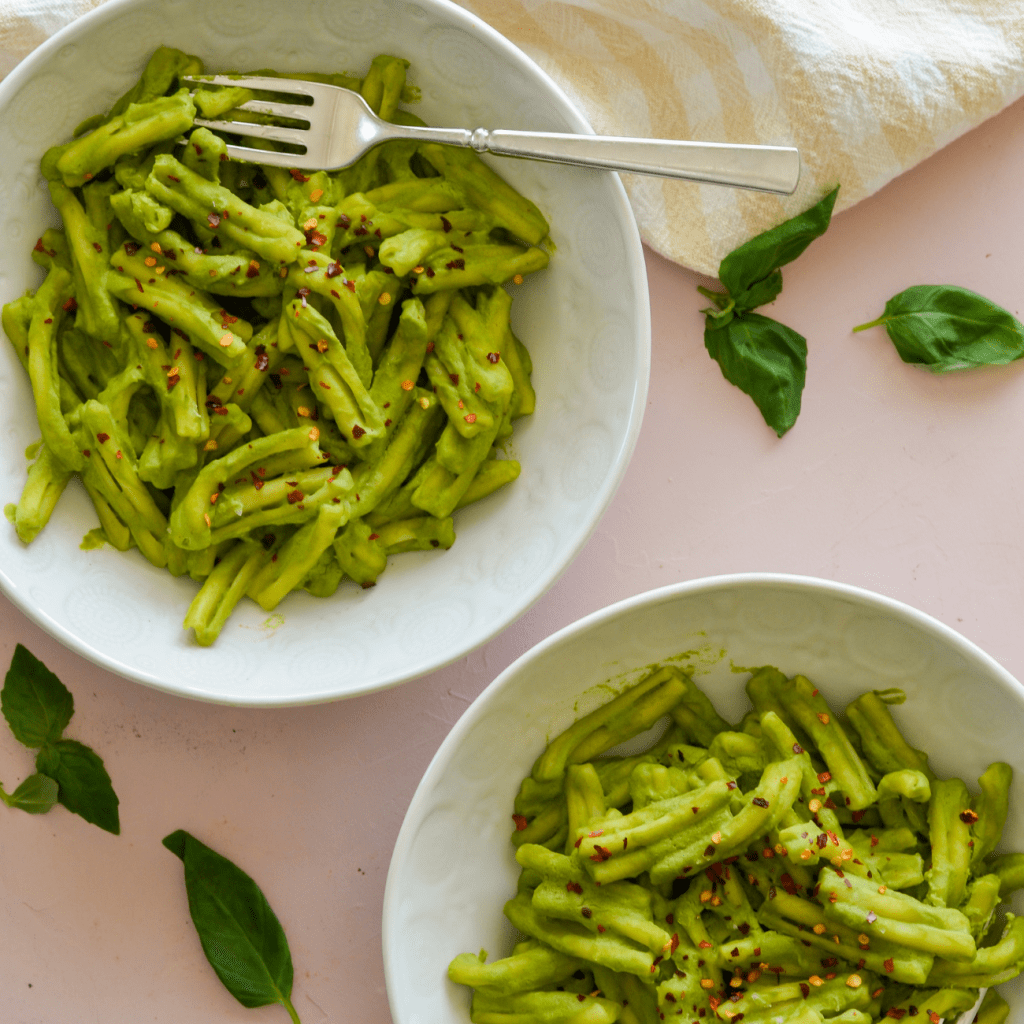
[255,349,270,372]
[351,425,366,440]
[960,809,979,824]
[792,743,804,754]
[780,874,798,895]
[799,984,810,999]
[883,958,894,973]
[92,242,102,253]
[62,296,78,312]
[251,473,265,491]
[887,1010,907,1020]
[33,237,46,253]
[115,450,123,460]
[440,216,452,232]
[43,318,53,325]
[344,279,356,293]
[512,813,527,831]
[816,833,828,850]
[704,845,715,857]
[751,797,769,809]
[425,267,435,278]
[449,373,459,385]
[287,489,304,504]
[817,771,832,783]
[82,449,91,457]
[486,352,501,364]
[325,262,343,279]
[909,1009,919,1018]
[823,798,837,810]
[929,1013,940,1023]
[94,432,110,444]
[166,174,180,182]
[821,957,838,969]
[464,413,477,424]
[851,809,866,823]
[336,214,351,230]
[207,212,221,229]
[134,278,144,293]
[589,845,611,863]
[289,168,310,183]
[574,837,583,849]
[580,907,592,918]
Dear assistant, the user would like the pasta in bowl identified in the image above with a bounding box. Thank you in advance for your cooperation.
[0,0,649,704]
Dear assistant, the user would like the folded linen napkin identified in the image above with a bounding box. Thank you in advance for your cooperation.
[4,0,1023,275]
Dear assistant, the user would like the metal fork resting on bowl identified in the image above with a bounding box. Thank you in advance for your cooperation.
[187,75,801,195]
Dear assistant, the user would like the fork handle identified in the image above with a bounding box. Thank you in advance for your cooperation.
[394,125,799,194]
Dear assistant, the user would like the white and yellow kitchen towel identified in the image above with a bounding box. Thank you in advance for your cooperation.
[5,0,1024,275]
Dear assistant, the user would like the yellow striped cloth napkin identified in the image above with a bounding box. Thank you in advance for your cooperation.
[4,0,1024,274]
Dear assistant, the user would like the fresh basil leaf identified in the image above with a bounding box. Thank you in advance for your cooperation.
[163,830,301,1021]
[36,738,120,834]
[1,643,74,748]
[719,186,839,312]
[704,312,807,437]
[0,773,59,814]
[853,285,1024,372]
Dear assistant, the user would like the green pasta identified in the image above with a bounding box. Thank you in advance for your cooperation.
[451,667,1021,1024]
[3,47,547,644]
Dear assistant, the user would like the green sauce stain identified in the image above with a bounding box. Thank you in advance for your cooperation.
[558,638,729,741]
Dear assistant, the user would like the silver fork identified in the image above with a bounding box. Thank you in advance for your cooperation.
[187,75,800,194]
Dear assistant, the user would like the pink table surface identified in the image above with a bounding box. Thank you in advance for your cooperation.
[4,88,1024,1024]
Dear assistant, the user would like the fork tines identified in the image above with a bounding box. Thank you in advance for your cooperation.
[184,74,316,164]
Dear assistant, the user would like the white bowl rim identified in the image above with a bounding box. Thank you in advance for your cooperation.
[0,0,652,706]
[381,570,1024,1017]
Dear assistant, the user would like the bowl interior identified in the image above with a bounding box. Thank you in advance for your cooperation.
[0,0,649,704]
[383,575,1024,1024]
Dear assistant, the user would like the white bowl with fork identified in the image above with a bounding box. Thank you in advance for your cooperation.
[0,0,650,704]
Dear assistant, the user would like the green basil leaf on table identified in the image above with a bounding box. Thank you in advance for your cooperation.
[718,185,839,313]
[0,773,59,814]
[36,738,120,834]
[704,312,807,437]
[1,642,74,748]
[853,285,1024,371]
[163,829,302,1024]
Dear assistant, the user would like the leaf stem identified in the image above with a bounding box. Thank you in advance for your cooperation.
[282,995,302,1024]
[696,285,731,310]
[852,316,886,333]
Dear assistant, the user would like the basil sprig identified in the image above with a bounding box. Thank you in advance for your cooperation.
[0,643,120,832]
[700,186,839,436]
[164,830,303,1023]
[854,285,1024,371]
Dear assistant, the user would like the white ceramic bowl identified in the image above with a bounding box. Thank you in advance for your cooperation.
[0,0,649,705]
[383,573,1024,1024]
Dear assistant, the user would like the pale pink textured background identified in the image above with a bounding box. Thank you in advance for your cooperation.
[3,93,1024,1023]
